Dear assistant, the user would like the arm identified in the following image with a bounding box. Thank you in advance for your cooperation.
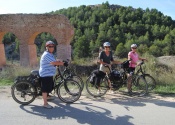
[50,61,64,66]
[98,59,110,65]
[112,60,122,64]
[138,57,147,61]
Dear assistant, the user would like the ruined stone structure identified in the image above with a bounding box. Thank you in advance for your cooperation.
[0,14,74,67]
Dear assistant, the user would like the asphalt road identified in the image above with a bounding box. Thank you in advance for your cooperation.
[0,86,175,125]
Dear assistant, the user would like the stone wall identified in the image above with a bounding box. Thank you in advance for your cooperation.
[0,14,74,67]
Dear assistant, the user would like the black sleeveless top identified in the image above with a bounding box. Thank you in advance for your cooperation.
[99,51,114,64]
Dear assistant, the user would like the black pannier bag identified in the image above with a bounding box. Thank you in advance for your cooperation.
[121,60,130,69]
[14,70,41,91]
[109,70,122,81]
[89,69,106,86]
[14,76,31,91]
[30,70,41,87]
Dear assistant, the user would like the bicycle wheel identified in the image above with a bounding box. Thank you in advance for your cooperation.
[64,74,84,91]
[128,75,148,96]
[142,74,156,91]
[57,79,81,103]
[11,81,36,105]
[86,75,109,97]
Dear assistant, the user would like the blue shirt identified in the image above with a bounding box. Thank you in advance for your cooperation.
[39,51,56,77]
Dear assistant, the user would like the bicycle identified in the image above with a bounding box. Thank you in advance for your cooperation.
[134,60,156,91]
[11,64,82,105]
[86,60,148,97]
[55,63,84,91]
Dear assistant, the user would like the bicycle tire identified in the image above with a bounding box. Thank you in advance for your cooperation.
[57,79,81,103]
[11,81,36,105]
[127,75,148,96]
[64,74,84,91]
[135,75,148,96]
[141,74,156,91]
[86,75,109,97]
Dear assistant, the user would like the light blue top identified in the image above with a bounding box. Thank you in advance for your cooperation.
[39,51,56,77]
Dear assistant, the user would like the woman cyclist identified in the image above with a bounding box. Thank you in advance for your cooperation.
[39,41,66,109]
[127,44,147,95]
[98,42,121,94]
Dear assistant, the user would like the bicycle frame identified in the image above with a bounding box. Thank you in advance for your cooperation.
[135,61,145,75]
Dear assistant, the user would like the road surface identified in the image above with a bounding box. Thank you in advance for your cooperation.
[0,86,175,125]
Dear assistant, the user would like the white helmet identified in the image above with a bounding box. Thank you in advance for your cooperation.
[131,44,137,48]
[45,41,55,47]
[103,42,110,47]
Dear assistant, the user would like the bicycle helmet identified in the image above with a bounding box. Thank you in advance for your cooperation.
[131,44,137,48]
[103,42,110,47]
[45,41,55,47]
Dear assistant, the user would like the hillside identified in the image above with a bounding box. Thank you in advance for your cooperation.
[51,2,175,59]
[2,2,175,60]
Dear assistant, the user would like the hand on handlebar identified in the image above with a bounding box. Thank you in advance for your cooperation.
[104,63,111,67]
[63,61,68,67]
[137,61,144,66]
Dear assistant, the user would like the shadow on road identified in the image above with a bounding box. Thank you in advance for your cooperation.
[84,91,175,109]
[20,100,134,125]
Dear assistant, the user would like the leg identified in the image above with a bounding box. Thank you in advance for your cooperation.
[41,77,54,109]
[127,74,132,92]
[42,92,48,106]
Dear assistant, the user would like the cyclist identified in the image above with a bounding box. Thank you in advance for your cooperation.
[98,42,121,94]
[127,44,147,95]
[39,41,66,109]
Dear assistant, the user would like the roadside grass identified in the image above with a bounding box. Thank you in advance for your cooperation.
[0,79,13,86]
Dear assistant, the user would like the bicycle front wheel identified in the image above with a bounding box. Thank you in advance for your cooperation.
[86,75,109,97]
[11,81,36,105]
[142,74,156,91]
[57,79,81,103]
[128,75,148,96]
[65,75,84,91]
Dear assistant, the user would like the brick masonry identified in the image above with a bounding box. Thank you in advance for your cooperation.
[0,14,74,67]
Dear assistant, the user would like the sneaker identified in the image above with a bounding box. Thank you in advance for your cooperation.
[47,95,55,100]
[43,104,53,109]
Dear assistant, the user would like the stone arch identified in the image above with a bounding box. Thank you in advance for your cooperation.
[0,14,74,67]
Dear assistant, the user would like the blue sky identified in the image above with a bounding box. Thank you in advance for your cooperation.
[0,0,175,20]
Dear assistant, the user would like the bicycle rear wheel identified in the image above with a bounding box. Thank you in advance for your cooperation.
[86,75,109,97]
[11,81,36,105]
[142,74,156,91]
[57,79,81,103]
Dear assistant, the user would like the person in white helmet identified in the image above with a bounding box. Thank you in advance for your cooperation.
[98,42,121,94]
[39,40,67,109]
[127,44,147,95]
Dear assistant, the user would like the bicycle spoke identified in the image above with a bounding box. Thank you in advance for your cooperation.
[143,75,156,91]
[57,79,81,103]
[86,76,108,97]
[11,82,36,105]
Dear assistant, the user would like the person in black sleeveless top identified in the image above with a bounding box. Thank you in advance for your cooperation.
[98,42,121,94]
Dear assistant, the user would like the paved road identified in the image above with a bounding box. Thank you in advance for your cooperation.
[0,86,175,125]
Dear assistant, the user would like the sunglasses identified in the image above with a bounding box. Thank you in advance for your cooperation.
[105,46,110,48]
[132,47,137,49]
[48,46,54,48]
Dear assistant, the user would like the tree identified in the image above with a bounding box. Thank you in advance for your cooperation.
[115,43,127,58]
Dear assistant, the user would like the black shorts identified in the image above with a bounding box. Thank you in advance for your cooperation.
[40,76,54,93]
[127,67,135,75]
